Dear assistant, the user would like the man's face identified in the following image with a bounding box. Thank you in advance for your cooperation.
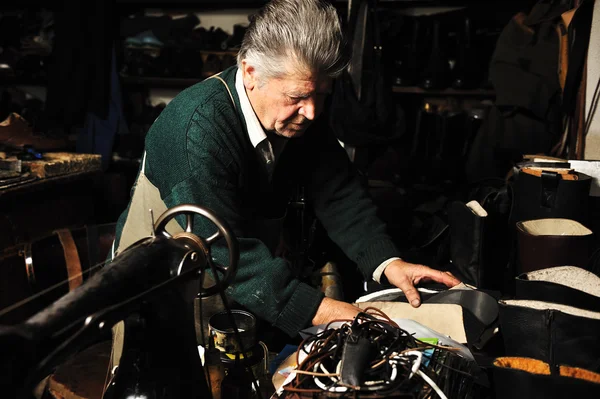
[242,60,332,138]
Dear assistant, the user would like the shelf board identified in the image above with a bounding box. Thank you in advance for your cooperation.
[392,85,495,96]
[121,75,206,88]
[123,46,239,57]
[119,76,497,96]
[0,76,47,86]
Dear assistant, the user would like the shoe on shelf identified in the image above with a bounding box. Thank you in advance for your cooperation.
[0,113,70,153]
[125,30,164,48]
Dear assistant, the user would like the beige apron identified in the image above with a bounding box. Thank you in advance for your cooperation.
[109,73,235,378]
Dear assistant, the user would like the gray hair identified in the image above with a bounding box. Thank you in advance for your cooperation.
[237,0,348,81]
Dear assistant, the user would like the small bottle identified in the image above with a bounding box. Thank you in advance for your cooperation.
[205,338,225,399]
[221,353,255,399]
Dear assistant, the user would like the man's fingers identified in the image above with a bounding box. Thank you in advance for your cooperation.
[398,280,421,307]
[384,261,462,308]
[444,271,460,284]
[421,268,461,287]
[440,270,461,286]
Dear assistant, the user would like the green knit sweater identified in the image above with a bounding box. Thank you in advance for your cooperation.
[114,66,400,336]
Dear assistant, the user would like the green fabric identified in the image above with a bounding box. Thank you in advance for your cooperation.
[114,66,400,336]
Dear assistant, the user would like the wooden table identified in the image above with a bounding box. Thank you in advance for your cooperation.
[0,153,103,249]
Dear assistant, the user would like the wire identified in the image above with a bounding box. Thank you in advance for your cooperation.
[294,370,338,377]
[418,369,448,399]
[404,350,423,379]
[0,257,110,318]
[312,361,347,393]
[283,310,477,398]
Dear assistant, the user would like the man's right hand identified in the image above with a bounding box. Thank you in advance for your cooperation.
[311,297,362,326]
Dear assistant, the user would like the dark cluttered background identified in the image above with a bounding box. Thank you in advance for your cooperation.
[0,0,560,316]
[2,1,600,399]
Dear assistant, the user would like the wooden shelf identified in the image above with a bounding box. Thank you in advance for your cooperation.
[116,0,267,6]
[123,46,239,57]
[121,75,205,88]
[392,85,495,96]
[0,75,47,86]
[120,77,498,95]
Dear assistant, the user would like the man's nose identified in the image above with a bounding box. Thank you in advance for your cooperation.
[298,98,316,120]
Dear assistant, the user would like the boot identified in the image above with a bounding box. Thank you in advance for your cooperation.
[393,16,420,87]
[447,200,487,288]
[452,16,482,90]
[515,265,600,312]
[448,197,511,292]
[498,299,600,372]
[511,168,593,228]
[492,357,600,399]
[420,17,450,90]
[516,218,593,274]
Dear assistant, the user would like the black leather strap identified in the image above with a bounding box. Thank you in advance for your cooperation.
[425,289,499,327]
[540,170,560,208]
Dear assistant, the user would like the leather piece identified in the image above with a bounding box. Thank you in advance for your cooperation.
[492,357,600,399]
[516,266,600,312]
[516,219,592,273]
[499,300,600,372]
[447,200,509,291]
[339,333,374,387]
[448,201,485,287]
[424,288,500,350]
[425,289,499,327]
[55,229,83,291]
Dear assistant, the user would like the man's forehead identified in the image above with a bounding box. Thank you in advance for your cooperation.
[278,72,332,94]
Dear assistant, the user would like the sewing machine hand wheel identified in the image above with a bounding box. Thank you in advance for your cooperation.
[153,204,239,297]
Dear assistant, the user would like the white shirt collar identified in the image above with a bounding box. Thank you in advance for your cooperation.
[235,68,267,148]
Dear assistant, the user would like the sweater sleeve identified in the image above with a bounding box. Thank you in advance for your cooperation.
[159,109,324,337]
[305,124,400,278]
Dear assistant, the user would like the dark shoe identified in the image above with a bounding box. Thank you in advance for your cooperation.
[451,16,483,90]
[393,17,421,87]
[516,218,593,274]
[202,53,222,78]
[222,23,247,50]
[492,357,600,399]
[124,30,164,48]
[448,200,487,287]
[498,299,600,372]
[220,53,237,70]
[448,198,510,291]
[515,266,600,312]
[419,17,450,90]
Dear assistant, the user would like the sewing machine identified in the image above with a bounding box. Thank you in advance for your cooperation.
[0,204,239,399]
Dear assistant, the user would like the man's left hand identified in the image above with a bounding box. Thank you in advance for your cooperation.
[383,259,461,308]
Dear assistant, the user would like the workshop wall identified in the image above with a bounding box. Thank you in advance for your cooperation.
[585,0,600,159]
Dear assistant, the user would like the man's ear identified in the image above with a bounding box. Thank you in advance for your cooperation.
[241,60,257,90]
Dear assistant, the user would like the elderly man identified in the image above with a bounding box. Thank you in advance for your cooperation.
[112,0,459,338]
